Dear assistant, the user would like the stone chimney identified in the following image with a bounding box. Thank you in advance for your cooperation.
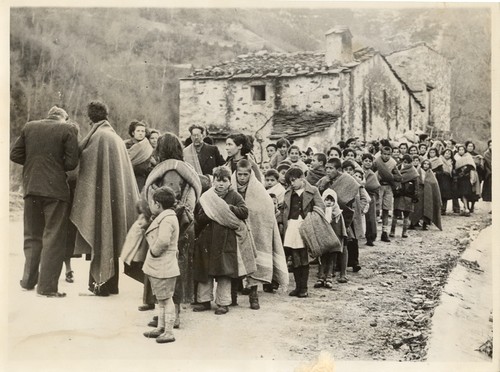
[325,26,353,66]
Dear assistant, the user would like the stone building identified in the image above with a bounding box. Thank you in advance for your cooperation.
[179,26,451,162]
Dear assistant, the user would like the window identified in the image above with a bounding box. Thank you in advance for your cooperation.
[251,85,266,101]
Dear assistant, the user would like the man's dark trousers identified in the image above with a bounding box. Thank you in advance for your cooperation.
[21,196,69,294]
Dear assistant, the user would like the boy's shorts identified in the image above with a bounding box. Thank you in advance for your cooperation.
[149,276,177,301]
[379,185,394,211]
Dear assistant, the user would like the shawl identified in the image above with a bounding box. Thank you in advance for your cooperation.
[121,159,201,265]
[199,188,257,276]
[288,158,309,173]
[299,206,342,256]
[321,189,342,222]
[127,138,153,166]
[364,169,381,194]
[440,155,453,176]
[454,152,476,170]
[183,143,203,175]
[267,182,286,206]
[306,167,326,186]
[429,156,444,171]
[71,120,139,285]
[416,169,442,230]
[400,165,419,183]
[231,172,288,286]
[483,149,492,177]
[373,156,398,182]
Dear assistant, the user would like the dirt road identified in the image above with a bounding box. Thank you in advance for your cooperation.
[4,200,492,371]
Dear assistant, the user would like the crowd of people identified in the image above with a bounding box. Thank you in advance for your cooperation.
[10,101,492,345]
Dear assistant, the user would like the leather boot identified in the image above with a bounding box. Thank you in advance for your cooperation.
[156,313,175,344]
[297,266,309,298]
[174,303,180,329]
[289,268,300,296]
[249,285,260,310]
[381,231,391,242]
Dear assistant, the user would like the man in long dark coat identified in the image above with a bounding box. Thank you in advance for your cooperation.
[10,106,79,297]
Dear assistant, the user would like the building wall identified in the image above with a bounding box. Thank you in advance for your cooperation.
[348,54,426,141]
[386,45,451,132]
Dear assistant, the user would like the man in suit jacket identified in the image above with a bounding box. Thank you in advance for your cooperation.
[10,106,79,297]
[183,124,225,177]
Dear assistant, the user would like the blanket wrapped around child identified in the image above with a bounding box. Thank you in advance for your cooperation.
[231,172,289,287]
[199,188,258,277]
[410,168,442,230]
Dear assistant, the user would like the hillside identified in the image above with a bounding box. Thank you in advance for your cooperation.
[10,7,491,145]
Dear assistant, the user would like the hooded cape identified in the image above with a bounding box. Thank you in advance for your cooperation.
[410,169,442,230]
[71,120,139,285]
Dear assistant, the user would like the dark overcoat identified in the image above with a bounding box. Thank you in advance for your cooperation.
[194,189,248,279]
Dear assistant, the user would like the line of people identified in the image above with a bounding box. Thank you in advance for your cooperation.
[11,104,492,345]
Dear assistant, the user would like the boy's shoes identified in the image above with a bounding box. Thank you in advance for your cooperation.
[353,265,361,273]
[20,281,35,291]
[324,280,333,289]
[313,279,324,288]
[192,301,211,312]
[402,234,408,238]
[337,277,348,283]
[365,241,374,247]
[214,306,229,315]
[389,232,395,238]
[156,332,175,344]
[143,328,164,338]
[381,232,391,242]
[289,289,300,297]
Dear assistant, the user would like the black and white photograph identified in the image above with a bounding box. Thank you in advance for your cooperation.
[4,2,498,371]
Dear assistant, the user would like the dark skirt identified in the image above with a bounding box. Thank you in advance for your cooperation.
[436,172,453,200]
[456,176,473,199]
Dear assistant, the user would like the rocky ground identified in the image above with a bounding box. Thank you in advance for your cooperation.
[5,194,493,371]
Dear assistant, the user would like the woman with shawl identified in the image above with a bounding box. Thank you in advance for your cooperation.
[286,145,309,173]
[410,159,443,230]
[124,120,154,191]
[439,149,455,215]
[225,133,262,182]
[464,141,483,212]
[121,132,202,329]
[454,144,477,216]
[482,140,492,202]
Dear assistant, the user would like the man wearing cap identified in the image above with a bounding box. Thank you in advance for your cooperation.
[10,106,79,297]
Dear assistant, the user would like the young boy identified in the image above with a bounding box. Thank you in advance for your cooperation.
[143,186,180,344]
[306,152,327,186]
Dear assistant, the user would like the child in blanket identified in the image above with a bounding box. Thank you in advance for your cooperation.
[314,189,348,288]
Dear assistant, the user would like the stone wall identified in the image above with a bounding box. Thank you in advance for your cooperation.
[348,54,426,141]
[386,45,451,132]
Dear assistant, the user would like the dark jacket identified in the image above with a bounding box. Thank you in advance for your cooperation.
[278,180,325,236]
[194,189,248,278]
[10,115,79,202]
[193,143,226,176]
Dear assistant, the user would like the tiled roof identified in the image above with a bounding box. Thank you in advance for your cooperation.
[184,50,370,80]
[270,110,340,140]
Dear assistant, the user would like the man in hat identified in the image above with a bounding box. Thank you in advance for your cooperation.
[10,106,79,297]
